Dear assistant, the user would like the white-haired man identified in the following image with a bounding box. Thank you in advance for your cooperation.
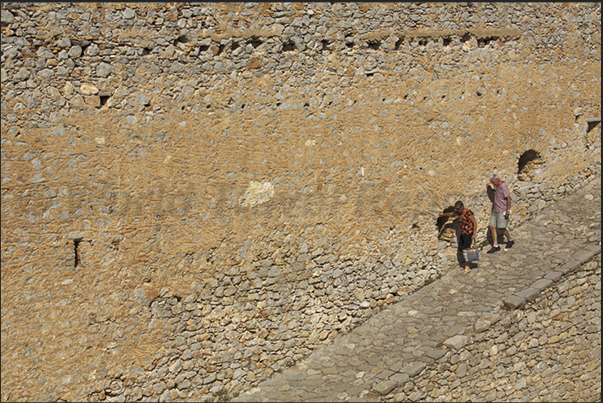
[486,174,515,253]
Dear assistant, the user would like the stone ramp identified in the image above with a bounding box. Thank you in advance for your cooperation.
[233,176,601,402]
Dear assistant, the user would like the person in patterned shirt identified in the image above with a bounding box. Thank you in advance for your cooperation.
[440,200,477,275]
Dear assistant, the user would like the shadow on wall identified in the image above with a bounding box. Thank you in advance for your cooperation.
[436,206,457,242]
[436,206,507,248]
[436,149,549,247]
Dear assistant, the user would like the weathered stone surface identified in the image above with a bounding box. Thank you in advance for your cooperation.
[401,362,427,377]
[443,335,470,351]
[373,379,397,395]
[381,254,602,403]
[516,287,541,302]
[504,294,527,309]
[0,2,600,403]
[531,278,553,291]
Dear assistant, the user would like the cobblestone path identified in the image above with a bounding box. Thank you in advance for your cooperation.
[234,176,601,402]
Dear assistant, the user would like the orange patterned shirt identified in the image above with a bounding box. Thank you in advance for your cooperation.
[459,209,475,235]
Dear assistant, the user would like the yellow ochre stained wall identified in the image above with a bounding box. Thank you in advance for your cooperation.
[0,2,600,401]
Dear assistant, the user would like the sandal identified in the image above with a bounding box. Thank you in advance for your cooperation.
[461,267,471,275]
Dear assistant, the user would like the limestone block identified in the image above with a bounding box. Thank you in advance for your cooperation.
[85,95,100,108]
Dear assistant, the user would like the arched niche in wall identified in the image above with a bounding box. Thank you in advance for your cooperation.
[517,149,544,182]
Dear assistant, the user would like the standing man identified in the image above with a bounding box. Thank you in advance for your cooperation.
[439,200,477,275]
[487,174,515,253]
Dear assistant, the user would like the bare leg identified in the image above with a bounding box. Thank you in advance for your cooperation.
[490,225,498,245]
[502,228,511,241]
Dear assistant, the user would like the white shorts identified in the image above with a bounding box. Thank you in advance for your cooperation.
[489,211,509,229]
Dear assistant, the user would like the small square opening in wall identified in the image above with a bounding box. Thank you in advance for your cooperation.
[99,95,110,107]
[477,36,497,47]
[248,36,262,49]
[394,37,404,50]
[282,41,296,52]
[174,35,188,46]
[586,116,601,134]
[368,40,381,50]
[73,238,82,268]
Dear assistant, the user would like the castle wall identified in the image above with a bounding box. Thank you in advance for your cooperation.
[1,2,600,401]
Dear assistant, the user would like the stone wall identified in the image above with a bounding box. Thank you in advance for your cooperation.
[1,2,601,402]
[383,253,601,402]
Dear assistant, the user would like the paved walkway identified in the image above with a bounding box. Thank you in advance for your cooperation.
[234,176,601,402]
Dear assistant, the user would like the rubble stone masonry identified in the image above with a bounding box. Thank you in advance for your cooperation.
[383,254,601,403]
[1,2,600,402]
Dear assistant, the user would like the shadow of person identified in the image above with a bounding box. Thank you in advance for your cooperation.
[486,185,496,204]
[436,206,456,238]
[486,226,508,246]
